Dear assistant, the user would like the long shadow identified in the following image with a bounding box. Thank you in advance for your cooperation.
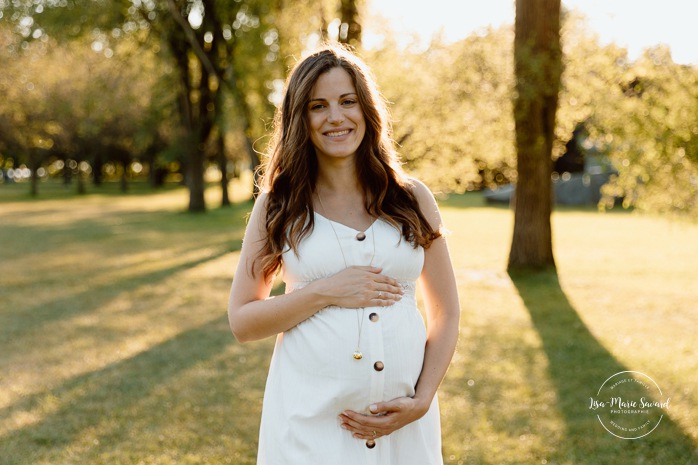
[0,201,248,259]
[0,315,270,464]
[509,270,697,465]
[0,241,239,345]
[0,198,249,336]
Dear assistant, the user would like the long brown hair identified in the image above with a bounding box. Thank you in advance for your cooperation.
[257,45,439,281]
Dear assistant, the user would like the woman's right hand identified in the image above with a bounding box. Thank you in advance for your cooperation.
[310,266,404,308]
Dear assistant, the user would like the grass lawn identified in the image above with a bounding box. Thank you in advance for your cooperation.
[1,181,696,464]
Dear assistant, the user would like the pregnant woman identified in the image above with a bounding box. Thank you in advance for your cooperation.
[227,45,460,465]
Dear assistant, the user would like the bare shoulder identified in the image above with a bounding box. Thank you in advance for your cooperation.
[407,177,436,205]
[251,190,270,212]
[247,191,270,224]
[406,177,441,227]
[239,191,271,251]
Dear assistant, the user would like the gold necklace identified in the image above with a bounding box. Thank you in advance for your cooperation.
[316,193,376,361]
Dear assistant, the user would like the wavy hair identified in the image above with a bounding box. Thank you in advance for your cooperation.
[257,45,439,281]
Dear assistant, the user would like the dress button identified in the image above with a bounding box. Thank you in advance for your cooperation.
[369,312,379,322]
[366,440,376,449]
[355,232,366,241]
[373,361,384,371]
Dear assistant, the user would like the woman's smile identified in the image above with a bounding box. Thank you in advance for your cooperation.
[325,129,351,137]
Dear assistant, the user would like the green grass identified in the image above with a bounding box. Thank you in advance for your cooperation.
[1,182,696,464]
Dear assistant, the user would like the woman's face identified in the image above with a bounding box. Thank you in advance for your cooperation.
[307,67,366,163]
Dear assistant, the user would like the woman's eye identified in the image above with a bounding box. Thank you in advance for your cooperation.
[310,104,325,111]
[342,99,357,106]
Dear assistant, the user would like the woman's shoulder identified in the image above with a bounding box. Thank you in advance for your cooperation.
[403,176,442,228]
[251,190,271,211]
[404,176,436,205]
[245,191,271,228]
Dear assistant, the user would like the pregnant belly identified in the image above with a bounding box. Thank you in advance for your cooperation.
[278,298,427,399]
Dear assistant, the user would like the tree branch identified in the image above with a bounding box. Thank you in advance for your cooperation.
[165,0,218,79]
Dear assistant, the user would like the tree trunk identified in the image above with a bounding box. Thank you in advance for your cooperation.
[29,148,40,197]
[76,155,86,195]
[508,0,562,270]
[63,158,72,185]
[187,57,209,213]
[120,160,129,192]
[217,131,231,207]
[187,147,206,211]
[339,0,361,47]
[92,150,104,186]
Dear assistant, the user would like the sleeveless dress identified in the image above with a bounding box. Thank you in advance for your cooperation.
[257,212,443,465]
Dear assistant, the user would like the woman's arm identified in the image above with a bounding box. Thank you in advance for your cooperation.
[228,193,405,343]
[339,179,460,440]
[410,179,461,408]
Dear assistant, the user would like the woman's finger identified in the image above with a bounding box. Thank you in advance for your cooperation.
[339,414,385,439]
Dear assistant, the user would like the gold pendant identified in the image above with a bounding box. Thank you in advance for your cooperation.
[353,350,363,360]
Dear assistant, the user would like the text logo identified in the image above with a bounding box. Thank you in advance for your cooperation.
[589,371,669,439]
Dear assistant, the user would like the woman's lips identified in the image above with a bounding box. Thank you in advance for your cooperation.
[324,129,352,138]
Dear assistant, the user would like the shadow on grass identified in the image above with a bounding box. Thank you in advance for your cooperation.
[0,315,273,464]
[0,242,238,345]
[509,270,697,465]
[0,197,251,343]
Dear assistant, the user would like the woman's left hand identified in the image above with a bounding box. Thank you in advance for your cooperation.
[338,396,430,441]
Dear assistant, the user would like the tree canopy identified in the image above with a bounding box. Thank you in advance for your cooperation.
[1,2,696,216]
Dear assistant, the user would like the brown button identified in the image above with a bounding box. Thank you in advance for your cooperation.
[366,440,376,449]
[356,232,366,241]
[369,312,379,322]
[373,361,384,371]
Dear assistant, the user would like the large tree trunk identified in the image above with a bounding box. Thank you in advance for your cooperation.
[167,1,210,213]
[188,61,213,213]
[339,0,361,47]
[508,0,562,270]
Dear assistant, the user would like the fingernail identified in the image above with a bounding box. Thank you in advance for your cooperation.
[369,404,378,412]
[341,424,347,430]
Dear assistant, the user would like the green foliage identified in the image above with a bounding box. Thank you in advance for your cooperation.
[0,25,175,182]
[599,49,698,215]
[2,3,697,215]
[367,27,517,193]
[366,12,698,216]
[557,12,698,216]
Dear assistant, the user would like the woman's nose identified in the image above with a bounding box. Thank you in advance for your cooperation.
[327,104,344,124]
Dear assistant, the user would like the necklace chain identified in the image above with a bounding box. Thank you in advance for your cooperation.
[316,192,376,361]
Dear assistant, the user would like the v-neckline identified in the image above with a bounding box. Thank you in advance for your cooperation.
[314,211,380,234]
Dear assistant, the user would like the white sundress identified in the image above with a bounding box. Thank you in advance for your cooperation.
[257,212,443,465]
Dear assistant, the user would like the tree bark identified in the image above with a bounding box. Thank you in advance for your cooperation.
[187,57,213,213]
[508,0,562,270]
